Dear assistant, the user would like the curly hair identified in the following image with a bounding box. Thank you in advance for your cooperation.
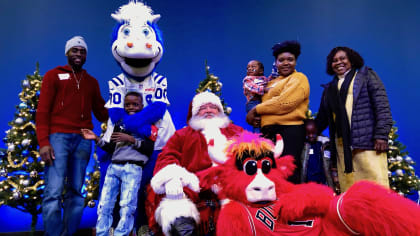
[326,46,364,75]
[272,40,301,60]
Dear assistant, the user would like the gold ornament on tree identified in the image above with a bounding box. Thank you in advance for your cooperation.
[83,147,102,207]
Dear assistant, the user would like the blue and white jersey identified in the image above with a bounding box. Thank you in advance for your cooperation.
[105,72,175,150]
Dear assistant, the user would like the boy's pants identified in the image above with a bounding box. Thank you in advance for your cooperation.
[96,162,143,236]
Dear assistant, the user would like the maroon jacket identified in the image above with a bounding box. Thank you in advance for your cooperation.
[36,65,108,147]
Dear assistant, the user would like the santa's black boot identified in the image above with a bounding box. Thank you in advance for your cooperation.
[169,216,197,236]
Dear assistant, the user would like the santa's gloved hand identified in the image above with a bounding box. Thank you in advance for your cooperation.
[169,216,197,236]
[165,178,184,200]
[181,171,200,193]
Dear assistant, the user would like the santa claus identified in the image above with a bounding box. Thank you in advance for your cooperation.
[147,91,243,235]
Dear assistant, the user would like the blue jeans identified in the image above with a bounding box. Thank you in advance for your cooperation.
[96,163,143,236]
[246,99,261,133]
[42,133,91,236]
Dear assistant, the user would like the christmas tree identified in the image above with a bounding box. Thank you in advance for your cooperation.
[387,123,420,197]
[83,124,107,208]
[196,61,231,115]
[0,63,44,232]
[0,64,101,232]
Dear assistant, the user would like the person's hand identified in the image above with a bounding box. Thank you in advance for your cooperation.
[81,129,97,140]
[111,132,135,144]
[246,107,260,127]
[254,116,261,127]
[40,145,55,166]
[165,178,184,200]
[374,139,388,153]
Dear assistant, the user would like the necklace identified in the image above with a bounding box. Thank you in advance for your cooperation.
[71,68,82,90]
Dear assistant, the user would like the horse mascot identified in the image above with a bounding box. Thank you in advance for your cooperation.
[104,0,175,230]
[199,131,420,236]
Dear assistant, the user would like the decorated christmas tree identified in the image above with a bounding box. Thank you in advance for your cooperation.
[0,63,44,232]
[387,123,420,197]
[0,64,101,232]
[83,125,107,208]
[196,61,231,115]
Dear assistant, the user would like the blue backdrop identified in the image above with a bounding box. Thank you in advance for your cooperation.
[1,0,419,232]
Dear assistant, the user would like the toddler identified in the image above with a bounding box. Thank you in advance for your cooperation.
[243,60,270,132]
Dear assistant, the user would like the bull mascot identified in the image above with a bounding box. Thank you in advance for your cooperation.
[103,0,175,231]
[200,131,420,236]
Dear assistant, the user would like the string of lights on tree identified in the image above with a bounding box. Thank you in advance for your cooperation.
[0,64,101,232]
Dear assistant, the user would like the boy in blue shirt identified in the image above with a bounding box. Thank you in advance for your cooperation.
[81,91,157,236]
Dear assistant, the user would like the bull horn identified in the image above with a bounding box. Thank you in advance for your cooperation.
[274,134,284,158]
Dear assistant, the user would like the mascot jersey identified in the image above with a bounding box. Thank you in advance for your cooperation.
[228,202,322,236]
[105,72,175,150]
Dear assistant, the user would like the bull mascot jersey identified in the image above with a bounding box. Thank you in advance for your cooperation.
[200,131,420,236]
[105,1,175,150]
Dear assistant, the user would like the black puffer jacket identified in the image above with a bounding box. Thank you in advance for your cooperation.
[316,66,392,150]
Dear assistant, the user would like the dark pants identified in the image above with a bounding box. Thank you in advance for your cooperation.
[261,124,305,184]
[245,99,261,133]
[135,150,161,228]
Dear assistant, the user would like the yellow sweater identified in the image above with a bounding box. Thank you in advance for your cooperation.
[256,70,310,126]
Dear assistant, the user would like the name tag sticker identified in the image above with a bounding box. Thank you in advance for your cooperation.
[58,73,70,80]
[309,148,314,155]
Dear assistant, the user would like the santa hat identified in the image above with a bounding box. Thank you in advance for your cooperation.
[191,91,224,117]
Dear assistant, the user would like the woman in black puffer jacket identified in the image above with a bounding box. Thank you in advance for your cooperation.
[315,46,392,192]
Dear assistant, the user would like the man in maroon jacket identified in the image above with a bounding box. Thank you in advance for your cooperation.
[36,36,108,236]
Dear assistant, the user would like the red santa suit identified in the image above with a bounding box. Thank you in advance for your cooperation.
[147,92,243,235]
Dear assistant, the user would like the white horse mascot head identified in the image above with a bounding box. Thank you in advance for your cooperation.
[105,1,175,146]
[111,1,163,80]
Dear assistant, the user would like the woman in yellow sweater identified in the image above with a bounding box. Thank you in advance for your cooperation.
[246,40,310,183]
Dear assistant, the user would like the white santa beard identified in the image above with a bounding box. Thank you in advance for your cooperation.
[188,113,230,131]
[189,114,230,165]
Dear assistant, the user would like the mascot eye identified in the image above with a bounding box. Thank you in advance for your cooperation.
[142,28,150,36]
[261,159,272,174]
[243,160,258,175]
[123,28,131,36]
